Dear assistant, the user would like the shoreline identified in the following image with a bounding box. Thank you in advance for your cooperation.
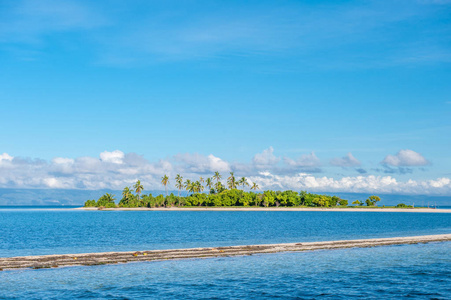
[74,206,451,213]
[1,234,450,271]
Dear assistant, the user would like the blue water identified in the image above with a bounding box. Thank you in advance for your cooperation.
[0,210,450,257]
[0,210,450,299]
[0,242,449,299]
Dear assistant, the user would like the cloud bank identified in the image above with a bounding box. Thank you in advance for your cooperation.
[0,149,449,195]
[251,173,450,196]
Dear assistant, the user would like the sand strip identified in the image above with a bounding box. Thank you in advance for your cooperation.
[74,207,451,213]
[1,234,450,270]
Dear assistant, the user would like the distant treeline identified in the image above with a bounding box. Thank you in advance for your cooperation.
[84,189,352,208]
[84,172,388,208]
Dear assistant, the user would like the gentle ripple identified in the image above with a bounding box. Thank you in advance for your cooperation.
[0,242,449,299]
[0,210,450,257]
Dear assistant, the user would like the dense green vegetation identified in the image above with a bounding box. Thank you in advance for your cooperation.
[82,172,395,209]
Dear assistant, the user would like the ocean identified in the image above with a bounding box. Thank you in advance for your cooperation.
[0,209,450,299]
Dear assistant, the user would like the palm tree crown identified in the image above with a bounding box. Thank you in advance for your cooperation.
[122,186,131,199]
[175,174,183,197]
[239,177,249,190]
[205,177,213,191]
[133,180,143,200]
[213,171,222,183]
[105,193,115,202]
[184,179,193,194]
[161,175,169,197]
[251,182,259,190]
[227,172,237,189]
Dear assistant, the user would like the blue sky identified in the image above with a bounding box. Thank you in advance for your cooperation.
[0,0,450,195]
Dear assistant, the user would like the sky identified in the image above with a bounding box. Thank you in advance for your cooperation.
[0,0,450,196]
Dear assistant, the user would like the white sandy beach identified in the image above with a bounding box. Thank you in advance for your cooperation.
[74,207,451,213]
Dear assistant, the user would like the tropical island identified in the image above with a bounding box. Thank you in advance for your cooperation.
[83,172,414,209]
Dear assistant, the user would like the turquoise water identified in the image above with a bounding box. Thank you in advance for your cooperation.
[0,210,450,299]
[0,210,450,257]
[1,242,449,299]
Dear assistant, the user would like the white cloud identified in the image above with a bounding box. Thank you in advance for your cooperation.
[283,152,321,169]
[330,152,361,167]
[52,157,74,164]
[428,177,450,188]
[174,153,230,173]
[51,157,75,174]
[100,150,125,164]
[43,177,72,189]
[382,149,429,166]
[0,153,14,162]
[249,173,451,195]
[207,154,231,173]
[252,147,280,169]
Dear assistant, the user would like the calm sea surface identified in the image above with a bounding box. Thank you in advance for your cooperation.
[0,242,449,299]
[0,210,450,257]
[0,209,450,299]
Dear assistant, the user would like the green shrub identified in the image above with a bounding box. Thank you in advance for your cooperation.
[339,199,348,206]
[396,203,412,208]
[96,193,116,207]
[83,199,96,207]
[105,202,117,208]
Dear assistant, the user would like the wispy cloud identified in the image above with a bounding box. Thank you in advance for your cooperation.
[252,147,280,170]
[381,149,430,167]
[283,152,321,173]
[330,152,361,167]
[1,0,450,67]
[0,0,106,43]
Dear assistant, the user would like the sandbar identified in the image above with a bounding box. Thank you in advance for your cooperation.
[1,234,450,270]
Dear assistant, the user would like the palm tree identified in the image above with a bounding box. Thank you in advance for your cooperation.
[205,177,213,192]
[122,186,131,199]
[120,187,132,207]
[161,175,169,197]
[251,182,259,191]
[215,181,224,193]
[227,172,237,189]
[195,181,204,193]
[192,181,199,193]
[239,177,249,190]
[175,174,183,197]
[133,180,144,201]
[198,177,204,192]
[105,193,116,202]
[185,179,193,194]
[213,171,222,183]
